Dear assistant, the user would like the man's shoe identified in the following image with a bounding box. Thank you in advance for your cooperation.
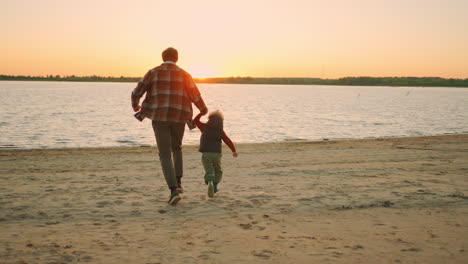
[176,177,183,193]
[214,184,219,193]
[168,191,181,206]
[207,181,214,198]
[177,184,184,194]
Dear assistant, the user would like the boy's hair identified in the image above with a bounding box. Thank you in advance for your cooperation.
[208,110,224,120]
[162,47,178,62]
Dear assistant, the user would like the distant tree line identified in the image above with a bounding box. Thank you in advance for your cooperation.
[1,75,467,87]
[0,75,140,83]
[193,76,468,87]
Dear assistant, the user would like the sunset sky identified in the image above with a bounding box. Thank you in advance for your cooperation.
[2,0,468,78]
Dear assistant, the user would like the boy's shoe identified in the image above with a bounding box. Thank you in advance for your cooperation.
[168,191,181,206]
[207,181,214,198]
[214,183,219,193]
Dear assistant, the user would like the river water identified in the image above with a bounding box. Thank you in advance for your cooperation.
[0,81,467,149]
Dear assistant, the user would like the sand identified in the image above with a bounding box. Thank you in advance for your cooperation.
[0,134,467,263]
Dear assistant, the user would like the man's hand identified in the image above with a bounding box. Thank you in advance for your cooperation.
[133,105,141,112]
[233,152,238,157]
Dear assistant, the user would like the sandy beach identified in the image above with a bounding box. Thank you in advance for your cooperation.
[0,134,467,263]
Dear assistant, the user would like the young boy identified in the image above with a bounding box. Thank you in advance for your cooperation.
[193,110,238,198]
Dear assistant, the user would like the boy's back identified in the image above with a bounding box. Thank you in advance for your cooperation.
[193,110,238,198]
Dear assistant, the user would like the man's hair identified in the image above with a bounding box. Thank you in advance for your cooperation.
[162,47,178,62]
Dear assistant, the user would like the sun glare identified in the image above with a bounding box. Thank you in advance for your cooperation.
[187,64,217,79]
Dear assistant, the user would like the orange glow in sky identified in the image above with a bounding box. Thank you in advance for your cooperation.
[1,0,468,78]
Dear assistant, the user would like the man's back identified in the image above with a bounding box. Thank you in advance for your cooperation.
[131,62,206,123]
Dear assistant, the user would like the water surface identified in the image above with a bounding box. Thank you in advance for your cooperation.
[0,81,467,148]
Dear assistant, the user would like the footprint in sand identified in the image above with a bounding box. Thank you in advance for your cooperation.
[239,221,266,231]
[131,210,142,216]
[61,255,75,262]
[113,199,125,205]
[239,223,252,230]
[344,245,364,250]
[96,201,112,208]
[401,248,422,252]
[251,249,273,260]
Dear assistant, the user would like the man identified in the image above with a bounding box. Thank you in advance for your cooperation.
[131,47,208,205]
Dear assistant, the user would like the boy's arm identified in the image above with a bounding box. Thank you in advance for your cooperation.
[222,131,238,157]
[193,112,205,132]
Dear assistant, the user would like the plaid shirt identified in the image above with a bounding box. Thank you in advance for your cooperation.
[131,62,207,123]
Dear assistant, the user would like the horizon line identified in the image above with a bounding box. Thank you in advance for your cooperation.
[1,74,467,80]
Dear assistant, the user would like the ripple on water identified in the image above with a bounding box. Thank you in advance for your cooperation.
[115,134,141,146]
[0,144,18,149]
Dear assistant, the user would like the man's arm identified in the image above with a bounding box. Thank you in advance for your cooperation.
[131,70,152,111]
[185,74,208,115]
[193,112,205,132]
[222,132,238,157]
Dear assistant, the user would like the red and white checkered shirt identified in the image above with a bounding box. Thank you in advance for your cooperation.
[131,62,207,123]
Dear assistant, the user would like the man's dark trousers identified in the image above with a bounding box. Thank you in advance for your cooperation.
[152,121,185,189]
